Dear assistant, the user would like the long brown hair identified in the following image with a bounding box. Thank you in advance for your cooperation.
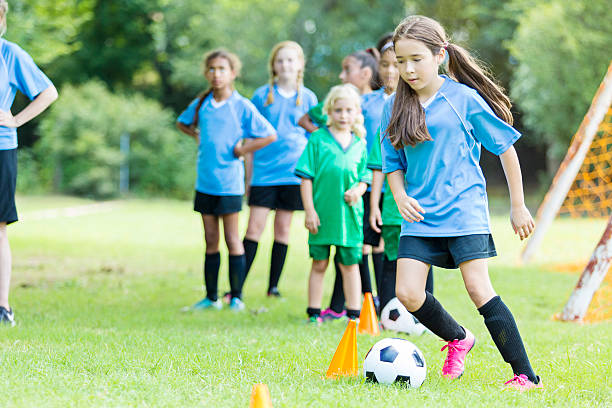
[386,15,513,149]
[265,41,305,106]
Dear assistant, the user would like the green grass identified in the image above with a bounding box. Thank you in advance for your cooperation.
[1,194,611,407]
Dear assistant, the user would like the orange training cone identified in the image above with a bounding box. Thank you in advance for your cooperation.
[358,292,380,336]
[249,383,273,408]
[326,319,358,378]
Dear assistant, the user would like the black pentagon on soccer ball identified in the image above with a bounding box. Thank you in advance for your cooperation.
[380,345,399,363]
[411,315,419,324]
[412,349,425,367]
[389,308,401,321]
[395,375,412,385]
[365,371,378,383]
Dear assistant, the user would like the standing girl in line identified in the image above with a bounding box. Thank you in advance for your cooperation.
[367,34,434,314]
[0,0,58,327]
[295,84,371,324]
[242,41,318,298]
[381,16,541,390]
[298,49,380,320]
[177,49,276,312]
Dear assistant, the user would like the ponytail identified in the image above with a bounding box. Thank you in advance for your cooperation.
[446,43,513,125]
[349,49,380,91]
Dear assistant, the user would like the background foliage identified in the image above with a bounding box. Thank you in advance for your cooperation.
[6,0,611,198]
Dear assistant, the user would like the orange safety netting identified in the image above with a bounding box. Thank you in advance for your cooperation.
[559,107,612,218]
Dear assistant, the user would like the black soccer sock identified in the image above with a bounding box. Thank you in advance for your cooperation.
[328,256,346,313]
[346,309,360,320]
[379,257,397,311]
[479,296,538,383]
[243,238,259,280]
[306,307,321,317]
[228,254,246,299]
[359,255,373,294]
[425,266,434,295]
[268,241,288,291]
[204,252,221,301]
[372,252,384,295]
[411,292,465,342]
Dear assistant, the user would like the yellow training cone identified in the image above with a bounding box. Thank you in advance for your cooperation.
[249,383,273,408]
[326,319,358,378]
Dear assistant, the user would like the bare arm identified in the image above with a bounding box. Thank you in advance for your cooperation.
[298,113,319,133]
[244,152,253,198]
[499,146,534,240]
[369,170,384,232]
[300,178,320,234]
[234,134,277,157]
[176,122,199,141]
[387,170,424,223]
[0,86,58,128]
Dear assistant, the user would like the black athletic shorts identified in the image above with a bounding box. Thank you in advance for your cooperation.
[0,149,18,224]
[397,234,497,269]
[194,191,242,215]
[248,185,303,211]
[363,191,383,246]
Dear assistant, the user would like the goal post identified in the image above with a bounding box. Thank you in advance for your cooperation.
[521,62,612,264]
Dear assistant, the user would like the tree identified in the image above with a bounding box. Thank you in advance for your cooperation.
[509,0,612,164]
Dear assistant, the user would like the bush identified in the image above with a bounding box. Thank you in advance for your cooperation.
[35,81,196,199]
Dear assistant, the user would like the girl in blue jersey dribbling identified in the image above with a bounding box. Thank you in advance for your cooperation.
[177,49,276,312]
[0,0,58,327]
[242,41,318,298]
[380,16,541,390]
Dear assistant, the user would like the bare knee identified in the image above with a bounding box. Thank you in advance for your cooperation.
[311,259,328,274]
[465,282,496,307]
[204,229,220,251]
[245,216,266,240]
[395,285,425,312]
[225,233,243,254]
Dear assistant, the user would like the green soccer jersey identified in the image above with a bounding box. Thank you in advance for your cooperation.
[307,101,327,128]
[295,128,372,247]
[367,131,403,226]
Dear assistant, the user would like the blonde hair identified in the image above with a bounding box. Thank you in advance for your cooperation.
[265,41,305,106]
[0,1,8,37]
[323,84,366,138]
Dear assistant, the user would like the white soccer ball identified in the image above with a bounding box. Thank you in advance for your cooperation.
[380,297,427,335]
[363,337,427,388]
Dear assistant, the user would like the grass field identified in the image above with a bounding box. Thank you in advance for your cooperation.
[1,195,611,407]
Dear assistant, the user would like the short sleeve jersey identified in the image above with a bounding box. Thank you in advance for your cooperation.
[295,128,371,246]
[380,76,521,237]
[367,130,403,226]
[250,84,318,186]
[0,39,54,150]
[177,90,275,196]
[307,101,326,128]
[361,88,387,153]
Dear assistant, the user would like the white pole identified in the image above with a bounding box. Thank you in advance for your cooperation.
[521,62,612,263]
[559,215,612,321]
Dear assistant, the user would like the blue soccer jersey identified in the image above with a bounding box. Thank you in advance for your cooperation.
[0,39,54,150]
[361,87,388,154]
[250,84,318,186]
[178,90,275,196]
[380,75,521,237]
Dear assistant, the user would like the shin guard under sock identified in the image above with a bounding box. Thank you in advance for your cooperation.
[268,241,288,291]
[479,296,537,383]
[228,254,246,299]
[204,252,221,301]
[411,292,465,342]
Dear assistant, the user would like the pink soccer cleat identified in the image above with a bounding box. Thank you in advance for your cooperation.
[441,328,476,379]
[504,374,543,391]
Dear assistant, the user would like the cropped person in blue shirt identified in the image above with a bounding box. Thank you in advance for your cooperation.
[0,0,58,327]
[177,49,276,312]
[381,16,541,390]
[242,41,317,298]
